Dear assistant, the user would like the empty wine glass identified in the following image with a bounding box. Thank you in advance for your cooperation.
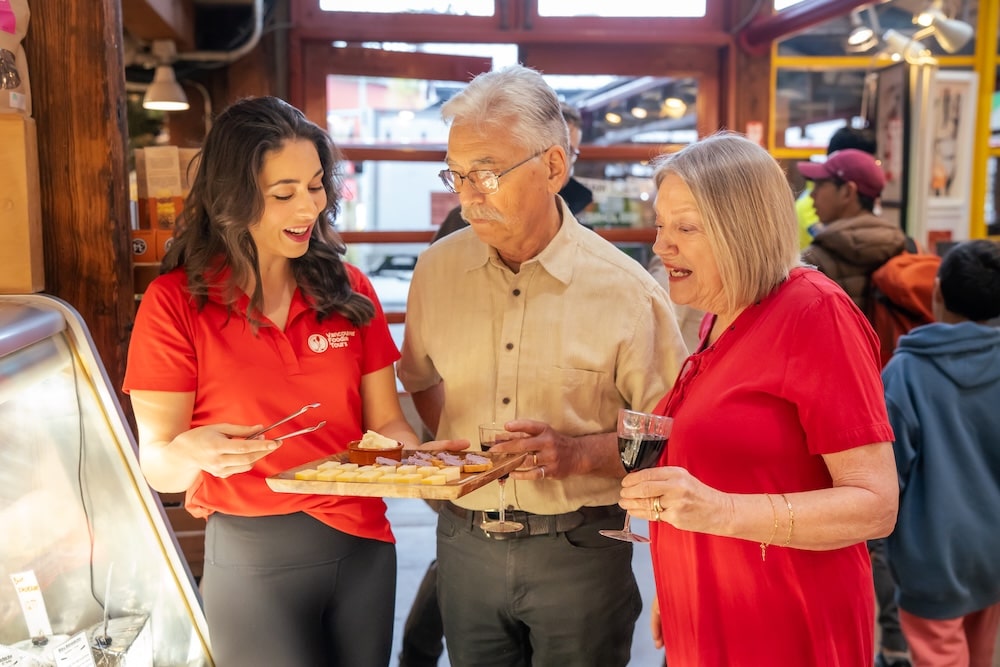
[600,408,673,543]
[478,424,528,534]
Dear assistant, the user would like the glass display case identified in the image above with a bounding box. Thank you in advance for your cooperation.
[0,294,212,666]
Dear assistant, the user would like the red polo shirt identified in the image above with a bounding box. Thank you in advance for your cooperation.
[123,264,400,542]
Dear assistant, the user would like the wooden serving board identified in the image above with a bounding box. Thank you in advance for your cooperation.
[266,450,528,500]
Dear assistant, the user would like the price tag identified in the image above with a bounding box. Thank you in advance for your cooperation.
[53,633,96,667]
[0,645,21,667]
[9,570,52,638]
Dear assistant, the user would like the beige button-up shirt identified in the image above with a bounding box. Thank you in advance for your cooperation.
[398,201,687,514]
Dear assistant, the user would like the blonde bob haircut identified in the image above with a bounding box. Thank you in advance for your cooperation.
[653,132,802,313]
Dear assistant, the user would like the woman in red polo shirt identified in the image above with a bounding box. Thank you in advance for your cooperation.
[124,96,421,666]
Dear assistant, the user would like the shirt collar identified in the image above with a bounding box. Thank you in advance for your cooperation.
[461,196,579,286]
[203,262,312,322]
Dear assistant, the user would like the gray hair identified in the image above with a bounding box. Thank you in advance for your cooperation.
[653,132,801,311]
[442,65,569,155]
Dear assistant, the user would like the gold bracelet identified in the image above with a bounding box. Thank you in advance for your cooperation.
[779,493,794,547]
[761,493,778,561]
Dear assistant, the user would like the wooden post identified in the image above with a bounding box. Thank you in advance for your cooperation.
[23,0,135,417]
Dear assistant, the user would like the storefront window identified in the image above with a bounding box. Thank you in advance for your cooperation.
[774,68,868,150]
[536,0,704,18]
[320,0,493,16]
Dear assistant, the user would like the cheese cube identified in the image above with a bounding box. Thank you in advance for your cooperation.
[294,468,318,481]
[421,475,448,485]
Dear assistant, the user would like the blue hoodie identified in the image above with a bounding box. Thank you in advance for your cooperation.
[882,321,1000,619]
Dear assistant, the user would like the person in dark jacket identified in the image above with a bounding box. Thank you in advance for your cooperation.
[799,148,908,313]
[881,239,1000,667]
[799,147,912,667]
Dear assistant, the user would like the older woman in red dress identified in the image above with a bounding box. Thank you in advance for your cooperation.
[619,133,899,666]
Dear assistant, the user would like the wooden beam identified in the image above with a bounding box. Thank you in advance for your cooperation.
[122,0,196,50]
[24,0,136,421]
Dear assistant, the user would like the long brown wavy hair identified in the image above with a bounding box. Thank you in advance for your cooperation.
[160,95,374,328]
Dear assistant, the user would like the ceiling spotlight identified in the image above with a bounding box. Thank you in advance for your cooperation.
[631,106,648,119]
[659,97,687,119]
[882,29,929,62]
[915,7,974,53]
[605,111,623,125]
[845,10,878,53]
[915,0,943,27]
[143,40,189,112]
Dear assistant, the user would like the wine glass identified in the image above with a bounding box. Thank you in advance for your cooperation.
[600,408,673,543]
[478,424,528,533]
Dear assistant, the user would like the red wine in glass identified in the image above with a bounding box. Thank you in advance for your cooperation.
[619,434,668,472]
[601,409,673,543]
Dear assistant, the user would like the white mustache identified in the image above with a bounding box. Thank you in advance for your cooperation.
[462,207,504,222]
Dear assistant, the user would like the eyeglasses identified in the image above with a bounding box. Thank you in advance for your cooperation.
[438,151,544,195]
[570,147,581,163]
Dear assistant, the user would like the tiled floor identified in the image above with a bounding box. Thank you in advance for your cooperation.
[386,498,663,666]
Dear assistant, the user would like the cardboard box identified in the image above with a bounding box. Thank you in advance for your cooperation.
[0,114,43,293]
[134,146,183,228]
[131,230,156,263]
[138,195,184,230]
[178,148,200,195]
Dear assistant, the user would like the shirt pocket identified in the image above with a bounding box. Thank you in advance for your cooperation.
[537,366,607,434]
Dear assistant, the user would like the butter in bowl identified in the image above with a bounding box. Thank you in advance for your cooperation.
[348,430,404,465]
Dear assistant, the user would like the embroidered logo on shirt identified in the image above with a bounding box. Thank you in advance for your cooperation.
[308,330,356,353]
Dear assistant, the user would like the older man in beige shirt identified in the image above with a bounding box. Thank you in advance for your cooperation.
[398,65,687,667]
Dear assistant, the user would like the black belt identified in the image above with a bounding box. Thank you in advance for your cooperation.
[443,502,623,540]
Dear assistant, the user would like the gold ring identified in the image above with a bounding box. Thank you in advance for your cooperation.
[652,496,663,521]
[539,465,546,480]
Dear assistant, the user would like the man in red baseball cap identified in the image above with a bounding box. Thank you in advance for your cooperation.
[798,148,886,214]
[799,148,908,314]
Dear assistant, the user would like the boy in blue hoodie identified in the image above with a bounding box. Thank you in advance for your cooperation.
[882,239,1000,667]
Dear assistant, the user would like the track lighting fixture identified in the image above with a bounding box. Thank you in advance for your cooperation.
[914,1,974,54]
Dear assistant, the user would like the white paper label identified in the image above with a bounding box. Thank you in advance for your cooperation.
[53,633,96,667]
[0,645,23,667]
[9,570,53,638]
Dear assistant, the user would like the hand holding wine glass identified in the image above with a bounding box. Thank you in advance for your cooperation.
[600,408,673,543]
[478,424,529,534]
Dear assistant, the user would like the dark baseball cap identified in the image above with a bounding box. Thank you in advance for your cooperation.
[797,148,886,199]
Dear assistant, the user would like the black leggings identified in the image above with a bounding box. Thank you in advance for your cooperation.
[202,512,396,667]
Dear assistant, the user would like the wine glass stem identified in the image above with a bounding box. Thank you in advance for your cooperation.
[622,512,632,535]
[498,477,508,523]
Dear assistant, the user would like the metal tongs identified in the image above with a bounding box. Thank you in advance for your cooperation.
[247,403,326,442]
